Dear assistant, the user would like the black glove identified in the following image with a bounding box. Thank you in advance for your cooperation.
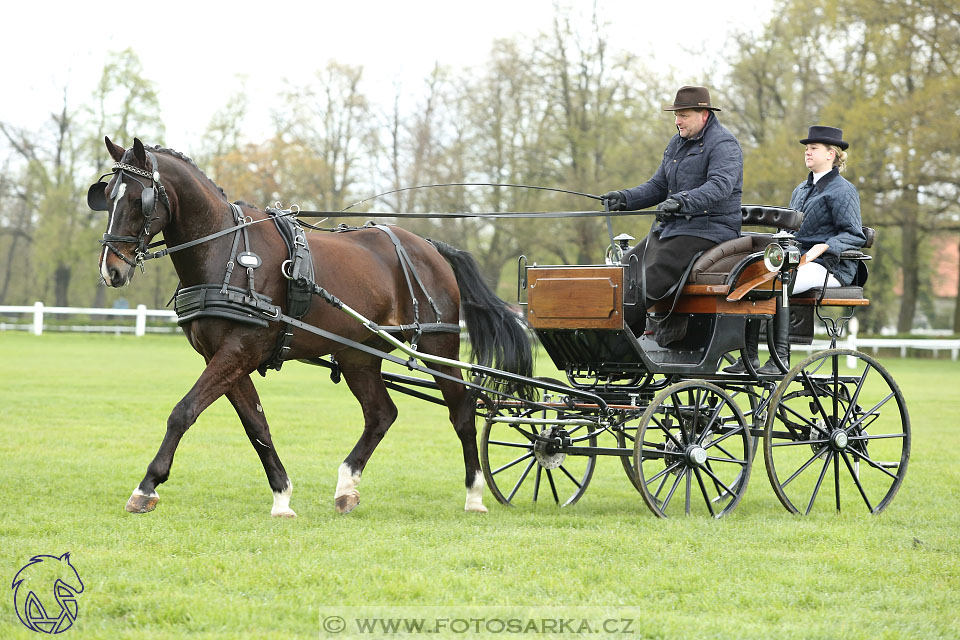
[601,190,628,212]
[655,197,682,223]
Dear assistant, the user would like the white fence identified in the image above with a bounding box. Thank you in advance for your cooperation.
[0,302,178,336]
[1,303,958,360]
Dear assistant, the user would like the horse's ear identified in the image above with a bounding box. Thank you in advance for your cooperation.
[105,136,125,162]
[133,138,147,165]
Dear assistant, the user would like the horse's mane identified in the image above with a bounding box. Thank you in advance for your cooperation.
[148,145,233,203]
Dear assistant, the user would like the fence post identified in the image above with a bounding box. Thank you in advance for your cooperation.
[135,304,147,337]
[32,301,44,336]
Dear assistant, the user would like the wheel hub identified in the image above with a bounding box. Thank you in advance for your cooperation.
[533,428,567,469]
[684,445,708,467]
[829,429,849,451]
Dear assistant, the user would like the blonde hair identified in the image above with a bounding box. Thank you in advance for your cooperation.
[830,145,848,172]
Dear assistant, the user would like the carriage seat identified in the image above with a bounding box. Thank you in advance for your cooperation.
[684,205,801,288]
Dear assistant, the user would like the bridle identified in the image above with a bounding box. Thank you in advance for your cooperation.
[88,151,170,270]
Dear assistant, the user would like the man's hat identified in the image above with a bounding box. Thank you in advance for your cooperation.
[663,86,721,112]
[800,125,849,150]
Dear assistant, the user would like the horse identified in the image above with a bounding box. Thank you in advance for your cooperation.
[93,137,532,517]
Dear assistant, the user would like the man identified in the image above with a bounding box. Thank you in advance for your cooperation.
[602,85,743,335]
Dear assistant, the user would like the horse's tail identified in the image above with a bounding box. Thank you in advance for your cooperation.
[429,240,534,398]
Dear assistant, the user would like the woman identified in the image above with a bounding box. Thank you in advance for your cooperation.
[725,125,865,374]
[790,125,866,294]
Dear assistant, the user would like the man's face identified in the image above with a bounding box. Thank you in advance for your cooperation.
[674,109,708,138]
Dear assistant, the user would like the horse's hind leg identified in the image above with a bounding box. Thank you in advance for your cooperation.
[126,349,248,514]
[423,334,487,512]
[434,366,486,512]
[334,358,398,514]
[226,375,296,517]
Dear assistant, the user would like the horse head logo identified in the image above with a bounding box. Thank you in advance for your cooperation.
[11,552,84,634]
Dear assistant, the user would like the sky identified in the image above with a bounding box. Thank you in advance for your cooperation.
[2,0,773,152]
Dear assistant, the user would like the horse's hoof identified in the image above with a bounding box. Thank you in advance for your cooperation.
[335,492,360,514]
[271,507,297,518]
[125,489,158,513]
[465,503,489,514]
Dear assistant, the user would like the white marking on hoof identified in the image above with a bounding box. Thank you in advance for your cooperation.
[334,463,361,514]
[271,480,296,518]
[465,470,488,513]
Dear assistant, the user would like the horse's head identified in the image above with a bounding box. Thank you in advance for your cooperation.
[91,137,172,287]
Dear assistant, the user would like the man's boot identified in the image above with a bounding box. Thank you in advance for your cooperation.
[723,319,760,374]
[758,302,790,375]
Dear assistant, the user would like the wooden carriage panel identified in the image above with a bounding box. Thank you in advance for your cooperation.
[649,292,775,315]
[527,266,624,329]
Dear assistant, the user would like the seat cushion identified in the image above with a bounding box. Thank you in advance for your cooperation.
[688,234,774,285]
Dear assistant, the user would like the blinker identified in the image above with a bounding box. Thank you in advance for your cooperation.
[87,182,108,211]
[141,186,156,214]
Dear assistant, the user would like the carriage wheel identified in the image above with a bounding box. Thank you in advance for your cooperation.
[481,408,598,507]
[633,381,753,518]
[763,349,910,515]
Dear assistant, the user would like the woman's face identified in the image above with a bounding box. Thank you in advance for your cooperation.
[804,143,835,173]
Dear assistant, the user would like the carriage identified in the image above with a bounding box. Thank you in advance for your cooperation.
[92,138,909,519]
[478,204,909,517]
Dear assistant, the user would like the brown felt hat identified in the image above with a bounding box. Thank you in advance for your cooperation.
[663,86,721,112]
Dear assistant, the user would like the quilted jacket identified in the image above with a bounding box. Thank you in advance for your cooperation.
[620,112,743,243]
[789,167,865,286]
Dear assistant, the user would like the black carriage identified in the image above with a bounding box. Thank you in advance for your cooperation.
[479,205,910,517]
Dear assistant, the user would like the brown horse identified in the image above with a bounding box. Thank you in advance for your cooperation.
[93,137,532,517]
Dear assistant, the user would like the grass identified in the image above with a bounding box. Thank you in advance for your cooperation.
[1,332,958,639]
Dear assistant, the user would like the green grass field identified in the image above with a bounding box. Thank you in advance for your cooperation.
[1,332,958,639]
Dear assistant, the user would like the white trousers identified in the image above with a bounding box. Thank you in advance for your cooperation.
[793,262,841,295]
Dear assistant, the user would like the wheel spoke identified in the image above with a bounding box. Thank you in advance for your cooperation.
[834,452,841,512]
[697,400,726,445]
[777,395,831,438]
[661,471,685,511]
[805,451,833,515]
[506,459,537,502]
[533,464,542,502]
[557,463,582,489]
[694,468,716,517]
[684,469,692,515]
[703,424,745,450]
[700,463,739,500]
[838,363,871,428]
[644,459,684,487]
[546,468,560,504]
[771,438,830,447]
[843,393,896,434]
[841,451,874,512]
[488,439,534,449]
[491,452,534,476]
[781,444,831,488]
[845,446,901,480]
[800,369,833,427]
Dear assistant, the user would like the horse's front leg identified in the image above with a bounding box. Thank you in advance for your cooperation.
[125,350,247,514]
[226,375,296,517]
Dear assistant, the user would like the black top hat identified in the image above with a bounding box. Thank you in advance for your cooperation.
[663,86,721,112]
[800,125,849,150]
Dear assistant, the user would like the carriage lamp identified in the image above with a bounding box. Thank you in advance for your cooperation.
[763,243,785,272]
[764,232,801,272]
[605,233,636,265]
